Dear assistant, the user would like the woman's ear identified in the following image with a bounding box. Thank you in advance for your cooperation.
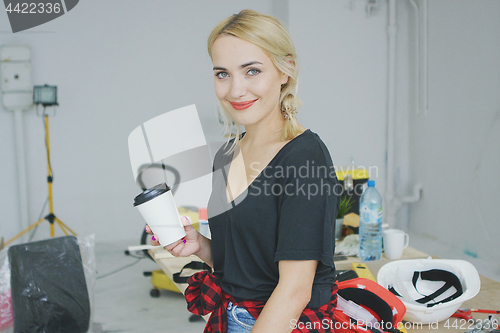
[281,72,289,85]
[281,56,294,85]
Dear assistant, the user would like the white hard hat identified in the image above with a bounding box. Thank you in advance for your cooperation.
[377,259,481,324]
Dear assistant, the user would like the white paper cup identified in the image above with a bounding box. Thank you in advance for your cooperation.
[383,229,409,259]
[134,183,186,247]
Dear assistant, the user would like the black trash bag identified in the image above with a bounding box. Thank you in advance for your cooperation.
[8,236,90,333]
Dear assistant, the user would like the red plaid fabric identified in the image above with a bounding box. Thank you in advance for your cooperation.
[185,271,338,333]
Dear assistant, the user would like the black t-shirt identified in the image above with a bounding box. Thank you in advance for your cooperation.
[207,129,340,308]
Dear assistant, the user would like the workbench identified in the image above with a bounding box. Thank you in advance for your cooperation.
[149,246,500,332]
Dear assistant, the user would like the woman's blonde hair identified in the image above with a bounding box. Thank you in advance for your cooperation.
[207,9,302,150]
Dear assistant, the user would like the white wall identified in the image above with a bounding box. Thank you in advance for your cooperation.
[3,0,497,277]
[0,0,273,243]
[2,0,401,244]
[408,0,500,276]
[289,1,415,230]
[290,0,389,188]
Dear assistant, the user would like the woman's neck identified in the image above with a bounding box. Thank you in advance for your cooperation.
[240,110,285,148]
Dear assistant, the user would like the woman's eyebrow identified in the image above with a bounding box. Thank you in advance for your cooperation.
[240,61,263,68]
[212,61,263,71]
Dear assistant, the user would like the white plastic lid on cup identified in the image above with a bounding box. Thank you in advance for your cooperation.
[134,183,185,247]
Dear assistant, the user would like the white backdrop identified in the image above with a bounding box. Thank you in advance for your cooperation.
[1,0,498,279]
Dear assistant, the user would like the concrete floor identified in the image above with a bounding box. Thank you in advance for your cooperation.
[90,234,500,333]
[92,239,206,333]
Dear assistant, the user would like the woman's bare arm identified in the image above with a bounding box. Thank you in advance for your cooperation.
[250,260,318,332]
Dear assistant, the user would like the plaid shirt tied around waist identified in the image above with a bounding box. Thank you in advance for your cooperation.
[185,271,338,333]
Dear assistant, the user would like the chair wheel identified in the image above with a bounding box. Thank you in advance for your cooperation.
[150,288,160,298]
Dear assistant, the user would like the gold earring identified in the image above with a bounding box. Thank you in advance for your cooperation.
[282,107,297,120]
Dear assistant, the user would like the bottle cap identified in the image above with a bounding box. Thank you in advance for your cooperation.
[367,180,375,187]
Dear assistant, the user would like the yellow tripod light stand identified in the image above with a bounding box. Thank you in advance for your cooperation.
[5,113,76,247]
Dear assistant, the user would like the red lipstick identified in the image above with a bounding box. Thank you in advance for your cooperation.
[229,99,258,110]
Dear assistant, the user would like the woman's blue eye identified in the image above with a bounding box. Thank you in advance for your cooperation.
[248,69,260,75]
[215,72,228,79]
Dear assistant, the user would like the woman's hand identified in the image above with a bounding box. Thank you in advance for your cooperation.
[146,216,202,258]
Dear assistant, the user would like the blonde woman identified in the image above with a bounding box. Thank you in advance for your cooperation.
[147,9,340,333]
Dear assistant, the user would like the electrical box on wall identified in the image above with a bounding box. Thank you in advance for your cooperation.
[1,63,32,92]
[0,45,33,111]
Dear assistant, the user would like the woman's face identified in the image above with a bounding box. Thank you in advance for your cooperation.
[211,34,288,128]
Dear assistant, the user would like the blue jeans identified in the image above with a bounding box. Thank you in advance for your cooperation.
[226,301,256,332]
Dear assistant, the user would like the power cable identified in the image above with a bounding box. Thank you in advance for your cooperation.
[96,257,143,280]
[28,195,48,242]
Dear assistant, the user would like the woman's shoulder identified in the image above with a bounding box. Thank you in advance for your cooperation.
[277,129,333,168]
[273,129,337,183]
[283,129,332,161]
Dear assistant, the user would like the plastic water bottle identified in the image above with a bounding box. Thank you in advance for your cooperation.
[359,180,383,261]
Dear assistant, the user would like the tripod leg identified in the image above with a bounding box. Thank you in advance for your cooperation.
[54,219,69,236]
[50,222,55,237]
[5,218,46,247]
[54,217,77,236]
